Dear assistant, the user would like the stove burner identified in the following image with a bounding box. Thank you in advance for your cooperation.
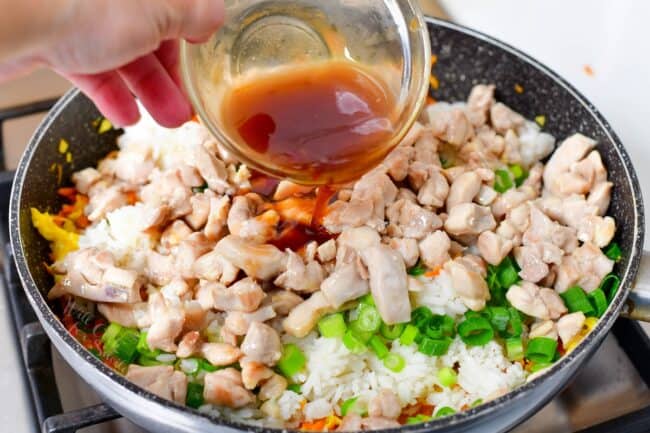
[1,99,650,433]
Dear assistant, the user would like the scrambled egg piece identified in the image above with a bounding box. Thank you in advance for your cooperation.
[30,208,79,261]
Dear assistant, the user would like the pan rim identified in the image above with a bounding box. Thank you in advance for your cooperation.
[9,16,645,433]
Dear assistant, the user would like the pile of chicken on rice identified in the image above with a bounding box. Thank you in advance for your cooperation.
[32,84,621,430]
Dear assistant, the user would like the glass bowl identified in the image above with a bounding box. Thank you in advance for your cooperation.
[180,0,430,185]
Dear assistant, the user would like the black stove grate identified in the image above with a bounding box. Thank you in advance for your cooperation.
[1,99,650,433]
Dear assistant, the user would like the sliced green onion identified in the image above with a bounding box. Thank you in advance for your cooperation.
[483,306,510,332]
[599,274,621,303]
[137,355,166,367]
[407,414,431,424]
[408,260,427,276]
[418,336,452,356]
[525,337,558,363]
[588,289,608,317]
[101,323,122,344]
[560,286,595,316]
[359,294,375,306]
[506,307,523,337]
[198,358,218,373]
[437,367,457,387]
[357,305,382,333]
[424,314,456,339]
[505,336,524,361]
[399,324,420,346]
[530,361,553,373]
[509,164,528,187]
[318,313,347,338]
[343,330,367,354]
[494,169,514,193]
[457,316,494,346]
[348,321,373,343]
[435,407,456,418]
[277,344,306,378]
[341,397,359,417]
[383,353,406,372]
[604,242,622,262]
[411,306,433,329]
[497,256,520,289]
[136,332,160,358]
[287,384,301,394]
[89,348,101,359]
[155,353,177,365]
[106,328,139,363]
[369,335,389,359]
[186,382,204,409]
[179,358,200,375]
[471,399,483,407]
[380,323,406,340]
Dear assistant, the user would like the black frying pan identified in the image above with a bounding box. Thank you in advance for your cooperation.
[9,17,649,433]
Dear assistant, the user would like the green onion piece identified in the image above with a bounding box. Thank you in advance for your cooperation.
[357,304,382,333]
[101,323,122,344]
[437,367,457,387]
[457,316,494,346]
[486,265,506,306]
[380,323,406,340]
[348,320,373,343]
[369,335,389,359]
[341,397,359,417]
[136,332,160,358]
[424,314,456,339]
[277,344,306,378]
[186,382,204,409]
[199,358,218,373]
[411,306,434,330]
[506,307,523,337]
[89,348,101,359]
[383,353,406,372]
[191,183,208,194]
[287,384,301,394]
[318,313,347,338]
[359,294,375,306]
[109,328,139,363]
[560,286,595,316]
[471,399,483,407]
[588,289,608,317]
[179,358,200,375]
[418,336,452,356]
[599,274,621,303]
[408,260,427,276]
[399,324,420,346]
[343,330,367,354]
[435,407,456,418]
[497,256,520,289]
[494,169,514,193]
[603,242,622,262]
[137,355,166,367]
[407,414,432,424]
[509,164,528,187]
[530,361,553,373]
[505,336,524,361]
[483,306,510,332]
[525,337,558,363]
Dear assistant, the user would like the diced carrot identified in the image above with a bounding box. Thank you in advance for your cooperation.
[57,187,77,202]
[431,54,438,67]
[425,266,442,278]
[126,191,138,205]
[429,74,440,90]
[300,418,327,431]
[514,84,524,94]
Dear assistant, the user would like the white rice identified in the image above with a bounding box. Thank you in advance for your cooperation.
[413,269,468,318]
[78,203,154,271]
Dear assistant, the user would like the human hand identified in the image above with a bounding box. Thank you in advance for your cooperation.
[0,0,224,127]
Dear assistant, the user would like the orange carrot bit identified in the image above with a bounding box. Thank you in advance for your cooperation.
[584,64,594,76]
[126,191,138,205]
[429,74,440,90]
[57,187,77,202]
[425,266,442,278]
[426,96,437,106]
[300,418,328,431]
[514,84,524,94]
[75,214,90,229]
[431,54,438,68]
[191,114,200,123]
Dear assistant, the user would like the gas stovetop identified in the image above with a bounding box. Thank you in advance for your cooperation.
[2,100,650,433]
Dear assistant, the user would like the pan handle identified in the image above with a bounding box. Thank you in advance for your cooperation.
[622,250,650,322]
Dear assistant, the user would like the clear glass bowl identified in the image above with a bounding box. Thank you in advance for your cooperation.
[180,0,430,185]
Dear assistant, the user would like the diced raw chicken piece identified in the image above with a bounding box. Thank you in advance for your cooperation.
[274,250,324,293]
[429,108,474,146]
[386,199,442,240]
[321,263,369,308]
[444,203,496,237]
[388,237,419,267]
[554,242,614,293]
[529,320,558,340]
[383,146,414,182]
[273,181,314,201]
[176,331,201,358]
[203,369,254,408]
[445,258,490,311]
[543,134,597,197]
[240,359,274,390]
[417,170,449,208]
[477,231,513,266]
[97,302,151,328]
[466,84,495,126]
[240,322,283,366]
[185,192,210,230]
[419,230,451,269]
[146,292,185,352]
[214,235,287,280]
[360,245,410,324]
[506,282,566,320]
[126,365,187,404]
[258,374,287,401]
[361,417,401,430]
[196,278,265,313]
[175,233,213,280]
[557,312,586,345]
[283,292,334,338]
[368,389,401,419]
[490,103,525,134]
[160,220,192,250]
[200,342,242,366]
[87,186,128,222]
[140,169,193,218]
[228,195,279,243]
[225,305,277,335]
[316,240,337,263]
[204,195,230,241]
[193,142,230,193]
[446,171,482,210]
[269,290,304,316]
[587,181,613,216]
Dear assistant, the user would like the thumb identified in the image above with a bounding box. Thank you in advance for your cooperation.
[157,0,225,43]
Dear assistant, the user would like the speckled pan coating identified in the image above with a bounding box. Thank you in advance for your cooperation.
[8,17,645,433]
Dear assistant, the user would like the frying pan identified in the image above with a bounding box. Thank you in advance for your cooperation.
[9,17,650,433]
